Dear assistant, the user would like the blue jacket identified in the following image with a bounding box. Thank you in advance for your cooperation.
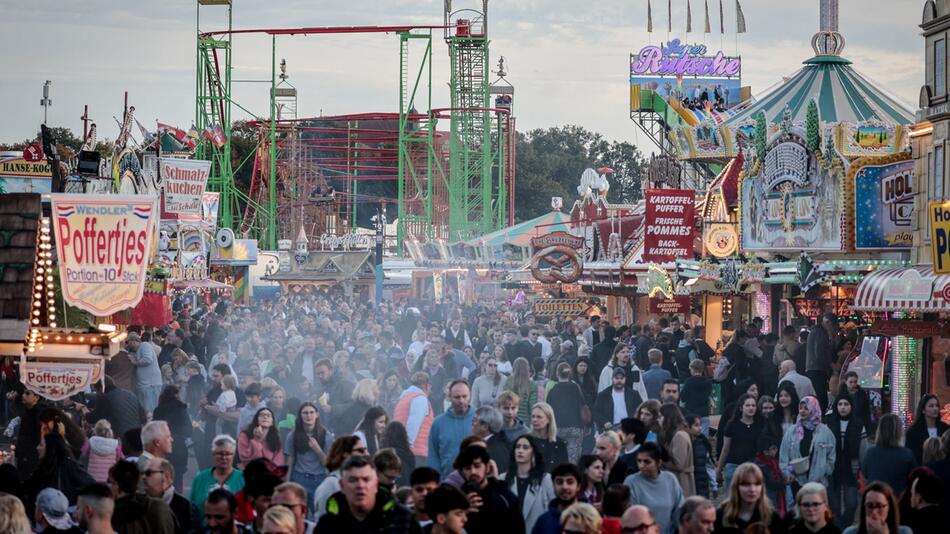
[428,406,475,477]
[642,365,672,400]
[531,500,563,534]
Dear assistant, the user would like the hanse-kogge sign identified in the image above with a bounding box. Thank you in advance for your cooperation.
[51,195,158,316]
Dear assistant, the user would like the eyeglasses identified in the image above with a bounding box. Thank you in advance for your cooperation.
[487,363,497,368]
[214,451,234,457]
[865,502,888,510]
[622,522,657,534]
[799,501,825,508]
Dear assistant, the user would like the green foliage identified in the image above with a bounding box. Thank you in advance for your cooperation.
[806,100,820,153]
[229,122,260,194]
[514,125,645,222]
[754,112,767,160]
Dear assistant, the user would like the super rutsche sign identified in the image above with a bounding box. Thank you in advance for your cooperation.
[51,195,158,316]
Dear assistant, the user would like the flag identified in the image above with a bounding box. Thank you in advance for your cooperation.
[157,122,187,143]
[704,0,711,32]
[668,0,672,33]
[203,124,226,148]
[647,0,653,32]
[736,0,747,33]
[135,119,155,145]
[187,124,200,141]
[687,1,693,33]
[719,0,725,33]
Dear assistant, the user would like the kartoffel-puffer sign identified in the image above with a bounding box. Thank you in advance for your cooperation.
[51,194,158,316]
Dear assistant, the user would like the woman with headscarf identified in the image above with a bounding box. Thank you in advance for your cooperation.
[824,390,868,527]
[780,395,836,492]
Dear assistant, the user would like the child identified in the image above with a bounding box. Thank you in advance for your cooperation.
[424,484,471,534]
[80,419,124,482]
[216,374,238,435]
[681,359,713,435]
[685,415,714,499]
[754,432,787,517]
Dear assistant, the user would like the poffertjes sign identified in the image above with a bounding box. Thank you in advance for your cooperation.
[51,195,158,316]
[20,362,99,401]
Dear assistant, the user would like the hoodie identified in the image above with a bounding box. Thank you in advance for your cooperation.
[84,436,123,483]
[427,406,475,477]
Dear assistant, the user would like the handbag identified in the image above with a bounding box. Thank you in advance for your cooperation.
[789,435,816,476]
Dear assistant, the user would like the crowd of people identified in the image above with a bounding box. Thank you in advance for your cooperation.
[0,293,947,534]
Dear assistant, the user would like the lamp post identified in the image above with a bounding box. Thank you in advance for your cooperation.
[40,81,52,124]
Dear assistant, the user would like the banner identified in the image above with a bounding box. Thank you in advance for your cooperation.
[160,158,211,217]
[20,362,100,401]
[51,194,158,316]
[649,295,690,314]
[202,192,220,227]
[644,189,695,262]
[854,159,913,249]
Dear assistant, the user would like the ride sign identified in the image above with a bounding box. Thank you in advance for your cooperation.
[51,195,158,316]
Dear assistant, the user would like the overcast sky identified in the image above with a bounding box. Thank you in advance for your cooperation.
[0,0,925,151]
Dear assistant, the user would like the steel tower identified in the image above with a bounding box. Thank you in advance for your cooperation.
[444,0,497,240]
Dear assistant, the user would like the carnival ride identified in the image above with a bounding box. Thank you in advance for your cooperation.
[195,0,515,251]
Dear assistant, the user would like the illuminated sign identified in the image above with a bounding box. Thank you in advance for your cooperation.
[21,362,100,401]
[631,39,741,78]
[854,158,914,249]
[930,200,950,273]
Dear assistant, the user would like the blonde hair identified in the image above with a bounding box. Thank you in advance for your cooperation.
[722,463,774,528]
[0,493,31,534]
[559,502,602,534]
[531,402,559,442]
[794,482,831,522]
[221,374,237,391]
[93,419,114,438]
[922,436,945,465]
[262,505,297,533]
[352,378,379,404]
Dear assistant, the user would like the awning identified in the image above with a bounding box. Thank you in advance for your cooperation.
[170,279,233,291]
[852,266,950,312]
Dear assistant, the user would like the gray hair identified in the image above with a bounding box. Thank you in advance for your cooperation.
[140,421,169,448]
[211,434,237,452]
[678,495,715,525]
[474,406,504,434]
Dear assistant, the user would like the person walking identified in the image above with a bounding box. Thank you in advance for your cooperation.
[623,442,683,534]
[825,391,868,527]
[126,332,164,414]
[500,435,554,532]
[905,394,950,466]
[284,402,332,507]
[862,414,917,496]
[779,396,836,490]
[546,362,587,463]
[805,314,837,412]
[658,404,695,497]
[529,402,569,472]
[428,380,476,477]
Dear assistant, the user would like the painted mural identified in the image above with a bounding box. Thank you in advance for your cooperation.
[741,128,844,251]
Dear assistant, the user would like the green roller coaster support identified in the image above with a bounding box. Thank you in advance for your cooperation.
[397,31,442,249]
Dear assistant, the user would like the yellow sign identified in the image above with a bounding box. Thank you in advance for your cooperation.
[0,156,51,177]
[704,222,739,258]
[930,200,950,273]
[532,299,590,317]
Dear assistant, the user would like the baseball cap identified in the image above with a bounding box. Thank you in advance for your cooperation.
[612,367,627,378]
[37,488,74,531]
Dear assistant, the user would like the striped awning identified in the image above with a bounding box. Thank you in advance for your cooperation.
[724,56,914,127]
[852,266,950,312]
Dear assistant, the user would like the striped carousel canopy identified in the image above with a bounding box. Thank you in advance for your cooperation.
[725,55,915,127]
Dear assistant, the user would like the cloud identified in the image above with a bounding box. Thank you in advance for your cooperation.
[0,0,925,148]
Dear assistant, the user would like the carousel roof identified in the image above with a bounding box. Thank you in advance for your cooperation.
[724,56,914,127]
[468,210,572,248]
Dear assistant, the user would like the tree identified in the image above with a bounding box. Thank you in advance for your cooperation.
[806,99,820,153]
[754,111,767,160]
[514,125,645,222]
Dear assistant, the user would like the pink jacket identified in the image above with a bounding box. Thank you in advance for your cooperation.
[82,436,124,482]
[238,431,285,466]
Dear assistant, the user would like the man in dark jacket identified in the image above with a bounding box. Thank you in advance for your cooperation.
[806,313,837,410]
[472,406,511,475]
[105,349,137,392]
[84,376,147,439]
[592,368,643,432]
[315,456,420,534]
[143,458,201,534]
[590,326,618,378]
[531,464,582,534]
[15,388,44,480]
[109,460,178,534]
[455,445,525,534]
[315,358,356,436]
[842,371,876,436]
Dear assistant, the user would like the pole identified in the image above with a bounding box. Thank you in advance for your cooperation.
[375,203,385,305]
[268,35,278,249]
